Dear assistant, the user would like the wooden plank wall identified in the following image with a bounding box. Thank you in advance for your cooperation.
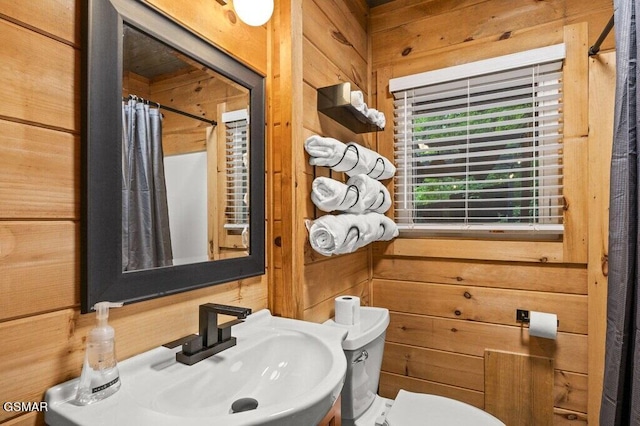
[485,350,555,425]
[0,1,269,424]
[369,1,614,425]
[270,0,373,322]
[300,0,372,323]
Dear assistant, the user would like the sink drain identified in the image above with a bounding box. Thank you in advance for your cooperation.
[231,397,259,413]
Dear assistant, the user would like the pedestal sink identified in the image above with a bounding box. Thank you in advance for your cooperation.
[45,310,348,426]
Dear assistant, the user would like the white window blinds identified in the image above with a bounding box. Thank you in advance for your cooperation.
[222,109,249,230]
[390,44,565,234]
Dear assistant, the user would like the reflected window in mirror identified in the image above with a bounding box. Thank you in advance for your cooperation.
[83,0,265,312]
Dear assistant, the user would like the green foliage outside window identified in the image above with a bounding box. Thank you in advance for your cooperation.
[410,103,539,222]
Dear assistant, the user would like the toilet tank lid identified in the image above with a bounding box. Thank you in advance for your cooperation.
[324,307,390,351]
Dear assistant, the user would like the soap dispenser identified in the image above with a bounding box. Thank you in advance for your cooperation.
[76,301,123,405]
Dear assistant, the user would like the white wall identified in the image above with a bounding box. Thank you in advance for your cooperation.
[164,152,208,265]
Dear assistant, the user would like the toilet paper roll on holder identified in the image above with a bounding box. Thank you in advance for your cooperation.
[516,309,559,327]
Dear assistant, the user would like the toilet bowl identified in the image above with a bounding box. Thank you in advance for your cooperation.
[325,307,505,426]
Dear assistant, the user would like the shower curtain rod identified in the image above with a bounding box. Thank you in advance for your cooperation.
[588,14,614,56]
[124,95,217,126]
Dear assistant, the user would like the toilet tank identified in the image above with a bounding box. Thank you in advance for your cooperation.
[325,307,390,423]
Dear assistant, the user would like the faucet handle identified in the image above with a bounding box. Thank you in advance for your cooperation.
[181,335,204,355]
[218,318,244,343]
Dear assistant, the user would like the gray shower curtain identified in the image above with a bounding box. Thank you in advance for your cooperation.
[601,1,640,424]
[122,99,173,271]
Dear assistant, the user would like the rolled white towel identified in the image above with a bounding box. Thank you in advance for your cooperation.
[379,113,386,129]
[366,108,380,124]
[363,108,386,129]
[375,213,399,241]
[311,175,391,214]
[304,135,351,165]
[304,135,396,180]
[306,212,398,256]
[351,90,385,129]
[350,90,367,114]
[311,177,358,213]
[348,174,392,213]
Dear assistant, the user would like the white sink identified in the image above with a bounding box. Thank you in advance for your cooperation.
[45,309,348,426]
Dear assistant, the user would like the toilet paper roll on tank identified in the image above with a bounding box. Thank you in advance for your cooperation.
[334,295,361,325]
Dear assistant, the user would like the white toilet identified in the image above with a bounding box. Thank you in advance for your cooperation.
[325,307,505,426]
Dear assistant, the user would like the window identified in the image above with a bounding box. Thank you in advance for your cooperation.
[222,109,249,233]
[390,44,566,234]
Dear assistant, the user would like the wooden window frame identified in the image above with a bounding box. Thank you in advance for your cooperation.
[376,24,588,265]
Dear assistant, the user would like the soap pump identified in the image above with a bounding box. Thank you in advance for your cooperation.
[76,301,123,405]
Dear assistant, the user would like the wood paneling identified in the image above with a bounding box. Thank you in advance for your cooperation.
[587,50,615,422]
[304,251,369,308]
[271,0,304,319]
[0,222,78,322]
[373,257,588,294]
[0,120,79,219]
[303,280,370,323]
[144,0,268,75]
[555,370,588,414]
[554,408,589,425]
[386,312,587,374]
[370,0,613,68]
[485,350,555,426]
[271,0,372,322]
[379,371,485,408]
[374,279,587,334]
[0,0,78,46]
[382,342,485,391]
[0,2,270,424]
[371,1,612,421]
[375,238,565,263]
[0,18,78,132]
[562,23,590,264]
[303,0,367,90]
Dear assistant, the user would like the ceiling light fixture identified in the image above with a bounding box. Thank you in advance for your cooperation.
[233,0,274,26]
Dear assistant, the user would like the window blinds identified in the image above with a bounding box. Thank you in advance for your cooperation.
[390,44,565,233]
[222,109,249,230]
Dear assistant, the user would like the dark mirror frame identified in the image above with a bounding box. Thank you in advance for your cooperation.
[81,0,265,313]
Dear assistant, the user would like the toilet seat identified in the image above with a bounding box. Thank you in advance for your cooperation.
[384,390,505,426]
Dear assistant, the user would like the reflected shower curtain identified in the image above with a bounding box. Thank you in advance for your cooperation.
[601,1,640,424]
[122,99,173,271]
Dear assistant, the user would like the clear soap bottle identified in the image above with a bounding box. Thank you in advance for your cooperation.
[76,301,123,405]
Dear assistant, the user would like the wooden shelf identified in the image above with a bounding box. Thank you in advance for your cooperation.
[317,82,384,134]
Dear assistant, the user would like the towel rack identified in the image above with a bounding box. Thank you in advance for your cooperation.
[317,82,384,134]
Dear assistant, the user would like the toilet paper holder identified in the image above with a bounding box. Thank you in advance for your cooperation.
[516,309,559,326]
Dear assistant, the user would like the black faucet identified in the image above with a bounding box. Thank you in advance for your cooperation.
[172,303,251,366]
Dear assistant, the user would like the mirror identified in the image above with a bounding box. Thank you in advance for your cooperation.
[82,0,265,312]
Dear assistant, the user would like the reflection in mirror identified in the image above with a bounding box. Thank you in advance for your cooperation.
[82,0,265,312]
[121,25,250,272]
